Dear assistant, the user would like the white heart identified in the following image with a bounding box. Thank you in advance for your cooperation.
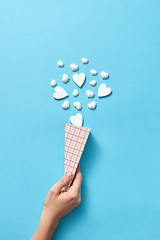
[88,101,96,110]
[81,57,89,64]
[72,89,79,97]
[86,90,95,98]
[90,69,97,76]
[89,80,96,86]
[53,86,68,99]
[50,79,57,87]
[70,63,79,71]
[73,73,85,87]
[57,60,64,67]
[62,74,69,83]
[100,71,109,79]
[62,101,70,109]
[98,83,112,97]
[70,113,83,127]
[73,102,82,110]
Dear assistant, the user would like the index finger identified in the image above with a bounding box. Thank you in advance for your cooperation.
[69,165,82,193]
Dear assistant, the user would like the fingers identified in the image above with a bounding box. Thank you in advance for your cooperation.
[69,165,82,194]
[53,172,73,194]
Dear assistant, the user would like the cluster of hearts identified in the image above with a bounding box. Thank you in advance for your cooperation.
[51,57,112,114]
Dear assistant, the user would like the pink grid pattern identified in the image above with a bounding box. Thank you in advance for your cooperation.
[64,123,91,190]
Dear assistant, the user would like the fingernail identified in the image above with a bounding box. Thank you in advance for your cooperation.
[65,172,73,178]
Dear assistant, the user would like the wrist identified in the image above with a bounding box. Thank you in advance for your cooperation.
[40,208,60,231]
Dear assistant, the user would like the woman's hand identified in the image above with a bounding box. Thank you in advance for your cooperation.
[31,165,82,240]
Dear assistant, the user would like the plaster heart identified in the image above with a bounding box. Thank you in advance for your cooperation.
[98,83,112,98]
[81,57,89,64]
[86,90,95,98]
[100,71,109,79]
[88,101,96,109]
[73,102,82,110]
[57,60,64,67]
[89,80,96,86]
[72,89,79,97]
[62,74,69,83]
[70,63,79,71]
[73,73,85,87]
[53,86,68,99]
[90,69,97,76]
[62,100,70,109]
[70,113,83,127]
[50,79,57,87]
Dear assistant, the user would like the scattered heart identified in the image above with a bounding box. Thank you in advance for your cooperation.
[100,71,109,79]
[90,69,97,76]
[73,73,85,87]
[51,79,57,87]
[70,113,83,127]
[57,60,64,67]
[98,83,111,97]
[86,90,95,98]
[72,89,79,97]
[81,57,89,64]
[73,102,82,110]
[88,101,96,110]
[53,86,68,100]
[89,80,96,86]
[70,63,79,71]
[62,74,69,83]
[62,101,70,109]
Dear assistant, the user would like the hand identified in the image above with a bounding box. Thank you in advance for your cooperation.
[31,165,82,240]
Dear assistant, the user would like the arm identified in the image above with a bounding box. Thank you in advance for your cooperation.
[31,165,82,240]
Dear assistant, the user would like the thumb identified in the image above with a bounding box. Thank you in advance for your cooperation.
[54,172,73,194]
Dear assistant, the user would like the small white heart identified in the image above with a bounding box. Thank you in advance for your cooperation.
[73,73,85,88]
[57,60,64,67]
[73,102,82,110]
[62,100,70,109]
[72,89,79,97]
[90,69,97,76]
[89,80,96,86]
[86,90,95,98]
[81,57,89,64]
[70,113,83,127]
[53,86,68,100]
[62,74,69,83]
[88,101,96,110]
[70,63,79,71]
[50,79,57,87]
[98,83,112,97]
[100,71,109,79]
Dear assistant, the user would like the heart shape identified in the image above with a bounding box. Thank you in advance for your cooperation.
[100,71,109,79]
[88,101,96,109]
[98,83,112,97]
[53,86,68,99]
[73,73,85,88]
[73,102,82,110]
[62,100,70,109]
[90,69,97,76]
[62,74,69,83]
[86,90,95,98]
[70,113,83,127]
[72,89,79,97]
[50,79,57,87]
[70,63,79,71]
[89,80,96,86]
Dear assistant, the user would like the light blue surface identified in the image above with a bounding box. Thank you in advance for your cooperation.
[0,1,160,239]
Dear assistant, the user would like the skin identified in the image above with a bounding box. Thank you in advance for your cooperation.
[31,165,82,240]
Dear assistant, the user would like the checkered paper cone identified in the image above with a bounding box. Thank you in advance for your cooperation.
[64,123,91,190]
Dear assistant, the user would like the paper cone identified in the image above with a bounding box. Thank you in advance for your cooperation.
[64,123,91,190]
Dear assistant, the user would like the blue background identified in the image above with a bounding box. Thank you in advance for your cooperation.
[0,1,160,239]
